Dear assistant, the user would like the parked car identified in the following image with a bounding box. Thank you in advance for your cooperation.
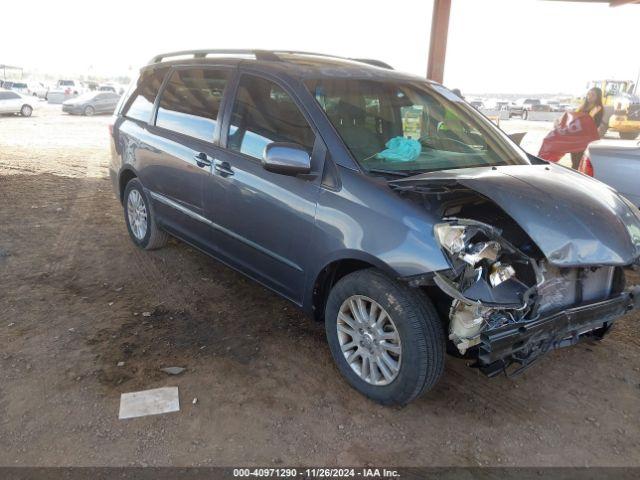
[6,81,29,94]
[27,81,49,99]
[84,81,99,91]
[56,79,81,93]
[0,89,35,116]
[62,91,121,116]
[580,139,640,206]
[530,103,552,113]
[109,50,640,405]
[509,98,541,119]
[544,100,567,112]
[47,79,82,103]
[97,84,117,93]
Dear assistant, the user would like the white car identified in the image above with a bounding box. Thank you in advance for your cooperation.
[47,79,83,104]
[0,89,36,116]
[28,81,50,99]
[581,139,640,206]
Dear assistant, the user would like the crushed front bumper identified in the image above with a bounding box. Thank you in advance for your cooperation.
[478,288,640,376]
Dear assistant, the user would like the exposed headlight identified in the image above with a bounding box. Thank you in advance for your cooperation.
[434,223,501,265]
[434,223,467,255]
[490,262,516,287]
[460,240,501,265]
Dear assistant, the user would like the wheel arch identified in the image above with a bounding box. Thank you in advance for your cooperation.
[118,167,138,203]
[307,251,401,322]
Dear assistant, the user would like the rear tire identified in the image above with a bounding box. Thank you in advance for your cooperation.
[325,269,445,406]
[123,178,168,250]
[20,105,32,117]
[620,131,639,140]
[522,109,528,120]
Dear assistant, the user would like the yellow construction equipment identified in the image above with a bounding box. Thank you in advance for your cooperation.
[586,80,640,140]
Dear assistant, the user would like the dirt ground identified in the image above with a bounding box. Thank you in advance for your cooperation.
[1,104,639,467]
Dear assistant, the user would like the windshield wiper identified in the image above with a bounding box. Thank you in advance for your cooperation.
[366,168,412,177]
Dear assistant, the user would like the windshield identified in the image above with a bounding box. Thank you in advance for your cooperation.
[305,78,529,175]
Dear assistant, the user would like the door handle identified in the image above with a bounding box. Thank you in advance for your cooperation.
[214,160,234,176]
[194,152,213,168]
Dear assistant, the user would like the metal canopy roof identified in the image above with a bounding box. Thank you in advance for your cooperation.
[544,1,640,5]
[426,0,639,83]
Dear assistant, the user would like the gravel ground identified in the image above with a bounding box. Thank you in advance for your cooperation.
[1,104,639,467]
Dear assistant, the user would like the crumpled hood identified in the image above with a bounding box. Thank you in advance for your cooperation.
[393,164,640,266]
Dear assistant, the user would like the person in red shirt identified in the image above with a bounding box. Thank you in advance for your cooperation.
[570,87,604,169]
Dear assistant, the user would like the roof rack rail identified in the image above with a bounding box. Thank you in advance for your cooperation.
[149,49,280,64]
[350,58,394,70]
[148,49,393,70]
[273,51,394,69]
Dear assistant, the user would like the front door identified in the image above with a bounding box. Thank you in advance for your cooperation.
[203,72,323,304]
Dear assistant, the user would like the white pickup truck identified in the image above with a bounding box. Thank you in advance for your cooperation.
[46,80,82,104]
[580,139,640,206]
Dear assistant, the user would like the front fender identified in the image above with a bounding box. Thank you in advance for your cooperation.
[302,169,451,312]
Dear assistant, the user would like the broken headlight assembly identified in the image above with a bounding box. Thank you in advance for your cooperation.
[433,220,534,353]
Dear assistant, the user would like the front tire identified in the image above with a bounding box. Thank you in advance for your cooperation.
[20,105,32,117]
[123,178,168,250]
[84,105,95,116]
[325,269,445,406]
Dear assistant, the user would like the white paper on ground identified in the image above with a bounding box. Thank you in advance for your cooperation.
[119,387,180,419]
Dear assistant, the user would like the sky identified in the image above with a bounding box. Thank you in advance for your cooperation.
[1,0,638,94]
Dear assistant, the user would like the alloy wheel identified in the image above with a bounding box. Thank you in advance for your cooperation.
[127,189,148,240]
[337,295,401,386]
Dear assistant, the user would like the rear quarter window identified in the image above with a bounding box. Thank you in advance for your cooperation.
[155,68,229,142]
[123,68,167,123]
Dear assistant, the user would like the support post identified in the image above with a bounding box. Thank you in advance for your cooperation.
[426,0,452,83]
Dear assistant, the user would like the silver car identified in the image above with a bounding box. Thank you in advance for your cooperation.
[62,91,121,116]
[0,89,35,116]
[581,139,640,206]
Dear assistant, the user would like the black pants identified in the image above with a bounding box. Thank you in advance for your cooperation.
[570,151,583,170]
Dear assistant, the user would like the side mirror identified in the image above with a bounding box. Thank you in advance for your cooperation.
[262,143,311,176]
[508,132,526,146]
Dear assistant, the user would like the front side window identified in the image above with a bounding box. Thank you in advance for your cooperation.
[156,68,229,142]
[306,78,530,176]
[227,75,315,160]
[124,68,167,123]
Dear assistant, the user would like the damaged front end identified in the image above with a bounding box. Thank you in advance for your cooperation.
[432,217,639,376]
[390,165,640,376]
